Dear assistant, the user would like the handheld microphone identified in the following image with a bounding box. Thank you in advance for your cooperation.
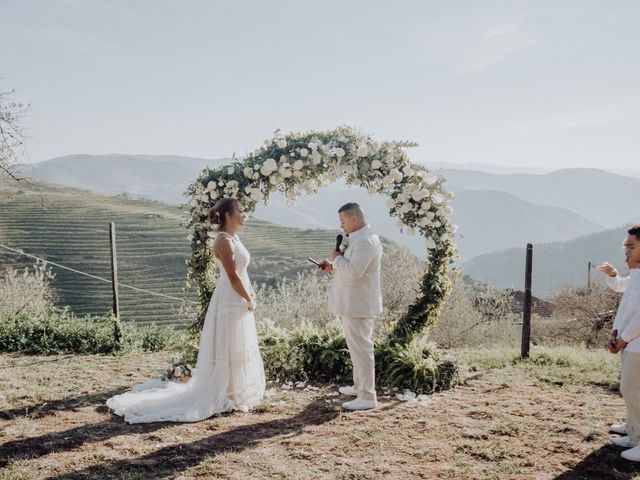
[335,234,343,252]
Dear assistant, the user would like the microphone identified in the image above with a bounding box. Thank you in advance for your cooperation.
[335,234,343,252]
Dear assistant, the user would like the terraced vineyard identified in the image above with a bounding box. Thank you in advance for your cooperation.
[0,180,338,327]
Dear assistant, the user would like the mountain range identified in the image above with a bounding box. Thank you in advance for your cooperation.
[20,154,635,262]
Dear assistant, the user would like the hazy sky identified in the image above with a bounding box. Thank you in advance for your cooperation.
[2,0,639,169]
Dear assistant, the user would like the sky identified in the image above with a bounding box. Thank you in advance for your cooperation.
[1,0,639,170]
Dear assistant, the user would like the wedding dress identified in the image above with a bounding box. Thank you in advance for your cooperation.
[106,232,265,423]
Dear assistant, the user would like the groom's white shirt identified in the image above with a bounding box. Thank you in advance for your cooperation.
[328,225,383,318]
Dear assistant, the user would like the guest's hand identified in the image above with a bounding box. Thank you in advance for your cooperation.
[608,337,620,354]
[614,337,628,352]
[330,250,341,261]
[597,262,618,277]
[318,260,333,272]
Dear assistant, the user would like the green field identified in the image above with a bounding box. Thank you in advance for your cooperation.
[0,180,339,327]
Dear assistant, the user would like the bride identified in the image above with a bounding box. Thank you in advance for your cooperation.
[107,197,265,423]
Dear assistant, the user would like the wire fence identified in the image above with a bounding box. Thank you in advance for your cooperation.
[0,242,197,305]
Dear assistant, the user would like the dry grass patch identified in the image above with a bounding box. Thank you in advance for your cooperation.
[1,347,639,479]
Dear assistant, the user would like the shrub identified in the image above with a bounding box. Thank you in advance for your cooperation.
[0,261,56,318]
[429,276,517,348]
[376,336,459,394]
[0,310,176,355]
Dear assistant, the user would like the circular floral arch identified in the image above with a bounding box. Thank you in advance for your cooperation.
[186,126,456,345]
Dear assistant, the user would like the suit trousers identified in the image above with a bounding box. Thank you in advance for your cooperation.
[341,316,376,401]
[621,350,640,443]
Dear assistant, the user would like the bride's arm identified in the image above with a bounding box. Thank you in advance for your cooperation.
[213,236,254,309]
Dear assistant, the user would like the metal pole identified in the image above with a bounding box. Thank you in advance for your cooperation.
[587,261,592,289]
[109,222,120,318]
[521,243,533,358]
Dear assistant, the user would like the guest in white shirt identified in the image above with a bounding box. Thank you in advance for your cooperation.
[598,257,639,437]
[603,225,640,461]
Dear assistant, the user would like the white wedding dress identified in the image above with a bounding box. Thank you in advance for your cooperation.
[107,232,265,423]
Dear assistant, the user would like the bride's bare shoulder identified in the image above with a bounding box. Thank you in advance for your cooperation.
[213,233,234,256]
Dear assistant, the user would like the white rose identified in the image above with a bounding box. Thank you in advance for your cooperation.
[371,159,382,170]
[293,170,303,178]
[356,144,369,157]
[402,166,414,177]
[243,167,253,177]
[386,198,396,208]
[425,174,438,185]
[426,236,437,250]
[432,193,444,204]
[311,150,322,165]
[276,138,287,148]
[269,175,278,185]
[367,186,377,195]
[400,204,412,213]
[250,188,263,202]
[407,227,416,236]
[186,234,194,241]
[300,148,308,157]
[421,201,431,211]
[293,159,304,170]
[227,167,235,175]
[390,168,403,182]
[206,181,216,191]
[426,211,435,220]
[308,142,317,150]
[209,190,219,200]
[283,170,293,178]
[335,147,346,158]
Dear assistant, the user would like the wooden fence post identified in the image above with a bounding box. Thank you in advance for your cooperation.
[521,243,533,358]
[109,222,122,347]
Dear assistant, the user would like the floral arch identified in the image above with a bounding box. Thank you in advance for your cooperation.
[186,126,456,346]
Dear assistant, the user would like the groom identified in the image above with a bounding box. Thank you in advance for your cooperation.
[319,203,383,411]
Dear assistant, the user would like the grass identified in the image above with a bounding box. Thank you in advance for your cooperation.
[0,180,341,327]
[0,346,637,480]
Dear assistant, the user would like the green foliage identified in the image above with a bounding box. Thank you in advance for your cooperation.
[376,335,458,394]
[0,310,176,355]
[256,321,351,383]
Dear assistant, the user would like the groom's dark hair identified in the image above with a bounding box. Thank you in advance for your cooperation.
[338,203,365,220]
[338,203,361,214]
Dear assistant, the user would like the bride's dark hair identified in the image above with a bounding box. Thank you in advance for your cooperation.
[209,197,239,230]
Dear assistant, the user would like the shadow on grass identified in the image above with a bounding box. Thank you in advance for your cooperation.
[37,398,339,480]
[0,416,169,468]
[554,445,640,479]
[0,387,129,420]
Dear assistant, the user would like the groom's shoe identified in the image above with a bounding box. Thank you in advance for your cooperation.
[621,444,640,461]
[611,422,628,435]
[342,397,377,411]
[611,435,637,448]
[338,385,357,397]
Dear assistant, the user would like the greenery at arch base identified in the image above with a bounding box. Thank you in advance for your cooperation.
[186,127,459,393]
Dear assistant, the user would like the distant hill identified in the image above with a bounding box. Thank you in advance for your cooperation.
[0,179,345,327]
[462,226,633,298]
[448,189,603,259]
[442,168,640,228]
[18,154,231,204]
[18,154,613,261]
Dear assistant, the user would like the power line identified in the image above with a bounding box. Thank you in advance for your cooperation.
[0,243,197,304]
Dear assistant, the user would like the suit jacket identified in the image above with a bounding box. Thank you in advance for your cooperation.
[328,226,383,318]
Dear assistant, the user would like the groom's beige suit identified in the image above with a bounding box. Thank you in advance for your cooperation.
[329,225,383,401]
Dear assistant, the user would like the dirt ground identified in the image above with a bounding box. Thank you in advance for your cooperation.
[1,350,639,480]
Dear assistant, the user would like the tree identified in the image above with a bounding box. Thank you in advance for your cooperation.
[0,85,29,181]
